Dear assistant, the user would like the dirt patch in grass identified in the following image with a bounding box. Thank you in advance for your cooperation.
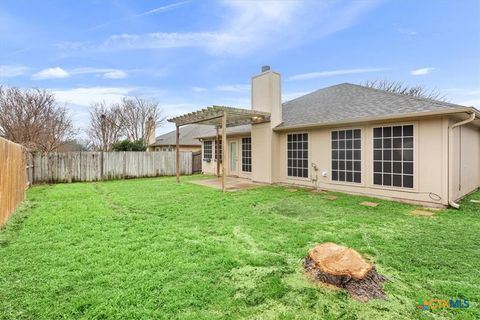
[304,243,388,302]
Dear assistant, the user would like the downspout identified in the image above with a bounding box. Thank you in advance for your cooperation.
[448,112,476,208]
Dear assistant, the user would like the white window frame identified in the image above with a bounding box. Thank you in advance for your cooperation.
[203,140,213,160]
[241,137,252,173]
[371,123,417,191]
[286,132,310,180]
[329,127,364,186]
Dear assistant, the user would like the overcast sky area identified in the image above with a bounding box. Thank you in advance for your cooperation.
[1,0,479,137]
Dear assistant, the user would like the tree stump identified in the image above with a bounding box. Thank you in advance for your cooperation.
[304,242,388,301]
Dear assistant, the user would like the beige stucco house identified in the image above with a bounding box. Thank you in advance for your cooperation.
[184,67,480,207]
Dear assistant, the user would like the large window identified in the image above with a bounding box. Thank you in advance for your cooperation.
[331,129,361,183]
[203,140,212,159]
[373,125,414,188]
[242,137,252,172]
[287,133,309,178]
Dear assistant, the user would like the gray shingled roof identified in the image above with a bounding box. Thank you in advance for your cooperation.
[150,124,212,147]
[279,83,470,128]
[157,83,473,144]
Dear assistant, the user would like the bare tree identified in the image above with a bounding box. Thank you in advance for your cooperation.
[86,102,125,151]
[361,80,447,101]
[119,97,165,143]
[0,86,76,152]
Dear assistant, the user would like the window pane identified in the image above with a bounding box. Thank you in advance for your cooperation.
[403,175,414,188]
[383,174,392,186]
[373,173,382,185]
[393,174,402,187]
[332,170,338,180]
[403,162,413,174]
[373,127,382,137]
[393,126,402,136]
[393,162,402,174]
[354,172,361,183]
[403,125,414,136]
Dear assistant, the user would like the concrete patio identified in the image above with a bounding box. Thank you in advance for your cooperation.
[190,176,264,192]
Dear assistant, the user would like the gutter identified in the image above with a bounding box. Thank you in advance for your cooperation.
[448,112,476,208]
[273,107,475,132]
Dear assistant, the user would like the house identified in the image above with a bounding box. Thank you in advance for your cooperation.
[170,67,480,207]
[148,124,215,152]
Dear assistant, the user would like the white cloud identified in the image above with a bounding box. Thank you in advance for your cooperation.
[52,87,135,106]
[32,67,70,80]
[103,0,380,55]
[88,0,191,31]
[102,70,128,79]
[192,86,207,92]
[289,68,388,81]
[396,27,417,36]
[215,84,250,93]
[0,65,29,77]
[32,67,128,80]
[136,0,191,17]
[411,67,435,76]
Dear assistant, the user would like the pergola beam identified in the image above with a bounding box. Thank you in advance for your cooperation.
[175,124,180,183]
[221,111,227,192]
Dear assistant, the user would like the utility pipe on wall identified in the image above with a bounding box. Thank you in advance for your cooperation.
[448,112,476,208]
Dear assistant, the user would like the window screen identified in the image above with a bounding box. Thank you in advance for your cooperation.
[331,129,361,183]
[203,140,212,159]
[373,125,414,188]
[242,137,252,172]
[287,133,309,178]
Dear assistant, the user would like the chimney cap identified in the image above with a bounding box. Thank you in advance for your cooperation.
[261,65,271,72]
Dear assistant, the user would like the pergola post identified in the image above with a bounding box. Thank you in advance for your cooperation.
[221,111,227,192]
[216,127,220,177]
[176,124,180,183]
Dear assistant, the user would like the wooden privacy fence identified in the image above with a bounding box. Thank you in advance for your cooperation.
[31,151,192,184]
[0,138,28,227]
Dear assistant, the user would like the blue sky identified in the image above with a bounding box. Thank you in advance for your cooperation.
[1,0,479,136]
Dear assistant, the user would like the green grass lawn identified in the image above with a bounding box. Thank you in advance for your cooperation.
[0,176,479,319]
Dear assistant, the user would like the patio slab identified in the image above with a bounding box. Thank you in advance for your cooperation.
[190,177,264,192]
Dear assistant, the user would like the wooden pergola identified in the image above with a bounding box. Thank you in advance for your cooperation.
[168,106,270,191]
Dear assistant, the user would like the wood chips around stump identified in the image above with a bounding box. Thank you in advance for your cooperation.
[304,242,388,301]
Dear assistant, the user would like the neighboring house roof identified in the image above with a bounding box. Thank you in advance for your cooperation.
[150,124,214,147]
[279,83,474,129]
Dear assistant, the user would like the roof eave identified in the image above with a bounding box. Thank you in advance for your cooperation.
[273,107,476,132]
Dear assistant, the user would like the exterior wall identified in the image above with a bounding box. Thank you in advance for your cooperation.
[451,122,480,201]
[273,117,450,206]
